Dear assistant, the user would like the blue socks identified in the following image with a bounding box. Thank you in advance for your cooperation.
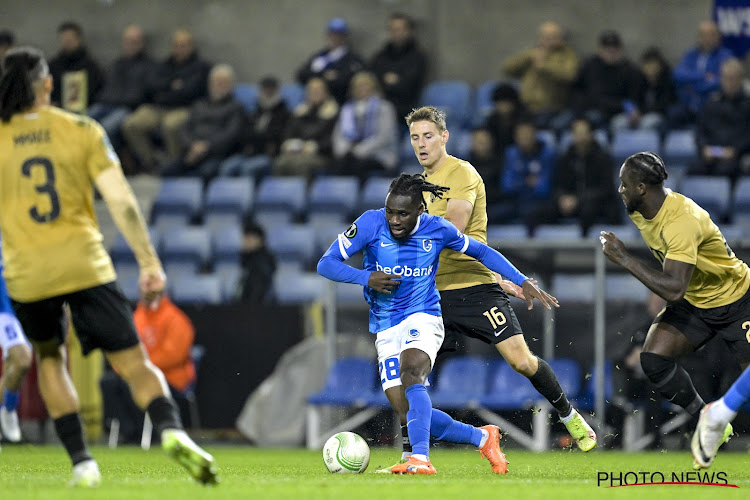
[404,384,432,458]
[430,408,483,447]
[723,366,750,412]
[3,389,19,412]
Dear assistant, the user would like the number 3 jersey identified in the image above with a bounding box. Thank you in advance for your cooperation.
[319,209,527,333]
[0,106,118,301]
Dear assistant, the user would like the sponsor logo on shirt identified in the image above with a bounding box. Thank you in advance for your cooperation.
[375,262,433,277]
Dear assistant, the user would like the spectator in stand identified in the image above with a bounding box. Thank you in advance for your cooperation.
[690,58,750,184]
[48,21,104,113]
[369,12,428,124]
[503,21,578,133]
[100,289,195,444]
[331,71,398,181]
[273,77,339,180]
[571,30,640,130]
[296,18,364,105]
[218,76,290,178]
[0,30,14,59]
[492,117,556,227]
[88,25,154,149]
[671,21,733,128]
[611,47,677,132]
[532,118,619,234]
[482,82,526,158]
[469,128,503,208]
[234,221,276,303]
[161,64,246,180]
[122,29,210,171]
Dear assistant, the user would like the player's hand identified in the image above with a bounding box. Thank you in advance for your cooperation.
[495,273,536,300]
[368,271,401,294]
[139,268,167,309]
[600,231,627,265]
[521,279,558,310]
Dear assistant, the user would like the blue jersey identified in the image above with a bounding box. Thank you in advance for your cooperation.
[318,209,527,333]
[0,247,14,315]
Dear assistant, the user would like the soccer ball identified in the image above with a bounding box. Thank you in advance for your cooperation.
[322,431,370,474]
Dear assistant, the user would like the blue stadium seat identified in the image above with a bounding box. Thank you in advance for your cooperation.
[165,260,201,278]
[151,178,203,221]
[360,177,392,212]
[447,129,472,158]
[110,228,160,265]
[733,177,750,213]
[204,213,242,234]
[399,163,423,175]
[335,282,365,306]
[551,274,595,303]
[721,223,742,243]
[215,261,242,302]
[606,274,647,302]
[233,83,258,113]
[205,177,254,218]
[280,82,305,110]
[420,80,472,130]
[533,224,582,241]
[486,224,528,243]
[212,223,243,264]
[472,79,501,127]
[162,226,212,270]
[254,176,307,218]
[547,358,582,400]
[574,362,614,412]
[681,175,731,222]
[308,357,376,406]
[273,271,326,304]
[307,213,348,227]
[311,219,347,256]
[399,132,416,164]
[662,129,697,166]
[480,360,540,409]
[308,176,359,218]
[153,214,190,235]
[170,273,223,305]
[429,356,489,409]
[114,263,140,303]
[611,129,660,166]
[266,224,317,268]
[254,211,294,231]
[585,224,639,241]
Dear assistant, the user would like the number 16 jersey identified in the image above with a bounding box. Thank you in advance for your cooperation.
[0,106,118,301]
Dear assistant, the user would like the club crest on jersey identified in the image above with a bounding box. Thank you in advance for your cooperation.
[422,239,433,252]
[344,223,357,238]
[408,329,420,338]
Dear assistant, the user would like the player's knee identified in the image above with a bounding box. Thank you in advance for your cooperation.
[507,354,537,377]
[640,351,676,384]
[399,363,429,387]
[9,344,32,373]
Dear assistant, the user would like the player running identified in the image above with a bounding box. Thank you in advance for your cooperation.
[318,173,557,474]
[0,47,216,485]
[601,152,740,462]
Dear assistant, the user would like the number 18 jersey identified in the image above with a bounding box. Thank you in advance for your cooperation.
[0,106,118,302]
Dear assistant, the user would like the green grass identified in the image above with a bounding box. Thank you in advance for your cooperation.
[1,445,749,499]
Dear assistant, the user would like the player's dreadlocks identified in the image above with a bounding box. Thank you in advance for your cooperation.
[388,173,450,208]
[623,152,669,185]
[0,47,48,123]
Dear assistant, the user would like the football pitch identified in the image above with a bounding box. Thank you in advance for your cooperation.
[2,445,749,499]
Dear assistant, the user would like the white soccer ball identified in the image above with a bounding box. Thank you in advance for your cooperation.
[322,431,370,474]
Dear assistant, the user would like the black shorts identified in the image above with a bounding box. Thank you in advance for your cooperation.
[658,287,750,364]
[438,283,523,353]
[11,282,140,356]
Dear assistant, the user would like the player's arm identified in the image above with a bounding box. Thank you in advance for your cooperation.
[600,232,694,302]
[94,166,164,303]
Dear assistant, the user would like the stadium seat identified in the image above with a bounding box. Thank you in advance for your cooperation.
[254,211,293,230]
[170,273,223,305]
[359,177,392,212]
[533,224,582,241]
[152,214,190,235]
[585,224,639,242]
[162,226,212,270]
[606,274,647,303]
[399,163,423,175]
[273,271,326,304]
[419,80,473,130]
[151,178,203,222]
[204,177,254,218]
[254,176,307,218]
[551,274,595,303]
[335,282,365,306]
[110,228,160,265]
[546,358,582,400]
[733,177,750,213]
[233,83,258,113]
[308,357,376,406]
[266,224,317,268]
[280,82,305,110]
[215,261,242,302]
[721,223,742,243]
[307,212,348,227]
[399,132,416,164]
[610,129,660,166]
[472,79,502,127]
[310,218,347,255]
[308,176,359,218]
[480,360,540,409]
[212,223,243,264]
[429,356,489,409]
[681,175,731,222]
[165,261,202,279]
[486,224,528,243]
[662,129,697,166]
[204,213,242,233]
[114,263,140,303]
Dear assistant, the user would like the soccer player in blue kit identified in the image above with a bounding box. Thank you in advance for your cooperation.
[317,174,557,474]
